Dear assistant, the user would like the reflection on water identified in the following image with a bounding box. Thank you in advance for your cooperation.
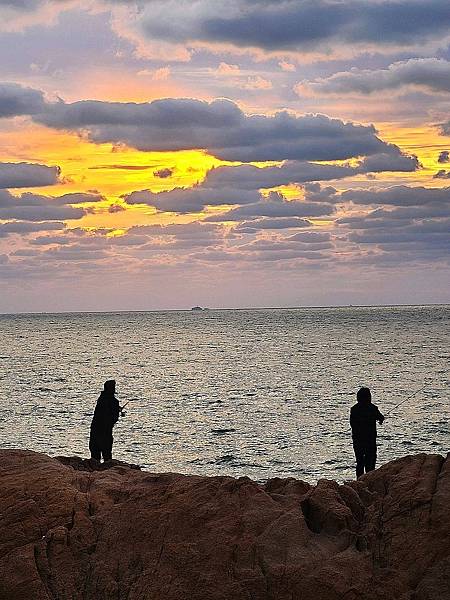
[0,305,448,482]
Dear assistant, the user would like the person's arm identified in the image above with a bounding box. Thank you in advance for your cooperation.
[350,406,355,431]
[109,398,120,426]
[376,406,384,425]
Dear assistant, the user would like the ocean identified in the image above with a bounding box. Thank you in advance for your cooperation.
[0,305,448,482]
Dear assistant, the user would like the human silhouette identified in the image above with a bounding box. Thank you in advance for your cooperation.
[350,387,384,478]
[89,380,120,461]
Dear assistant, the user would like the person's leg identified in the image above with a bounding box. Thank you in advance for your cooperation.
[365,441,377,472]
[89,437,101,461]
[102,436,113,462]
[353,441,365,478]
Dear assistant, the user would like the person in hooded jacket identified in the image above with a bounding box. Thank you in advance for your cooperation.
[350,387,384,478]
[89,379,121,461]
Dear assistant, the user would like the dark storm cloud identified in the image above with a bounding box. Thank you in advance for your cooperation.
[0,82,46,118]
[135,0,450,52]
[438,151,449,163]
[0,162,60,188]
[299,59,450,96]
[34,97,400,162]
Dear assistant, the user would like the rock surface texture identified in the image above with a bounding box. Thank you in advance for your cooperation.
[0,450,449,599]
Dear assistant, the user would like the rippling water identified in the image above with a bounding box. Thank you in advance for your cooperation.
[0,306,448,482]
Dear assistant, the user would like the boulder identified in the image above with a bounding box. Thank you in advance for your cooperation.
[0,450,449,599]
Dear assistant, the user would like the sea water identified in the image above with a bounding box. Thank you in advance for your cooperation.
[0,305,448,482]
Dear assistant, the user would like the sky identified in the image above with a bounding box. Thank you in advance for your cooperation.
[0,0,449,312]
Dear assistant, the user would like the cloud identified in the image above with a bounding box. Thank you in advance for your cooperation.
[0,190,102,221]
[0,161,60,188]
[204,161,358,190]
[243,75,273,90]
[216,62,240,76]
[3,1,450,58]
[89,164,155,171]
[298,58,450,96]
[438,151,449,163]
[0,220,65,237]
[234,217,312,231]
[128,221,225,240]
[128,0,450,54]
[357,152,419,174]
[33,97,402,162]
[341,185,450,207]
[153,168,173,179]
[124,155,420,215]
[194,233,333,262]
[125,185,260,213]
[279,61,296,72]
[346,218,450,245]
[334,183,450,264]
[204,191,335,221]
[0,0,74,33]
[0,82,46,117]
[0,205,84,221]
[433,170,450,179]
[1,84,415,167]
[150,66,171,80]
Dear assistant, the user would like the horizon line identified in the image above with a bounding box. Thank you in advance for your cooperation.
[1,302,449,317]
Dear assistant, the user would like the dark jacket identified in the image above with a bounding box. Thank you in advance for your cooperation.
[350,401,384,443]
[90,391,120,436]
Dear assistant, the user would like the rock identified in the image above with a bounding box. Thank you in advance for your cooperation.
[0,450,449,599]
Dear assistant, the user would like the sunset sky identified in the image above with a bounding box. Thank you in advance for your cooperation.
[1,0,449,311]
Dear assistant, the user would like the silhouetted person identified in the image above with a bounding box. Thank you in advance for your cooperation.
[89,380,120,461]
[350,387,384,478]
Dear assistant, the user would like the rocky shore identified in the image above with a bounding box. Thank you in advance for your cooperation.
[1,450,449,599]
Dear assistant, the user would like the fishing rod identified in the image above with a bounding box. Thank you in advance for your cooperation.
[118,399,136,417]
[383,384,427,418]
[294,383,428,442]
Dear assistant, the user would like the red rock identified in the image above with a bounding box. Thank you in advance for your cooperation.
[0,450,449,599]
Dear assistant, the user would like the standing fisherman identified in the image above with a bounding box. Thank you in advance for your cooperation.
[89,379,121,462]
[350,387,384,478]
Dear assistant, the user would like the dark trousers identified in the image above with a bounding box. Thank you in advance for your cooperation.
[353,439,377,478]
[89,431,113,462]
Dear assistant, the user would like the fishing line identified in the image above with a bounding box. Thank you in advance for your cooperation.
[383,384,428,418]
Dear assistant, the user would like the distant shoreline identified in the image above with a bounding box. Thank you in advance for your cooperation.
[0,303,449,317]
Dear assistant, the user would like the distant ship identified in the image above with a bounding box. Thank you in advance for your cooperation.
[191,306,204,311]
